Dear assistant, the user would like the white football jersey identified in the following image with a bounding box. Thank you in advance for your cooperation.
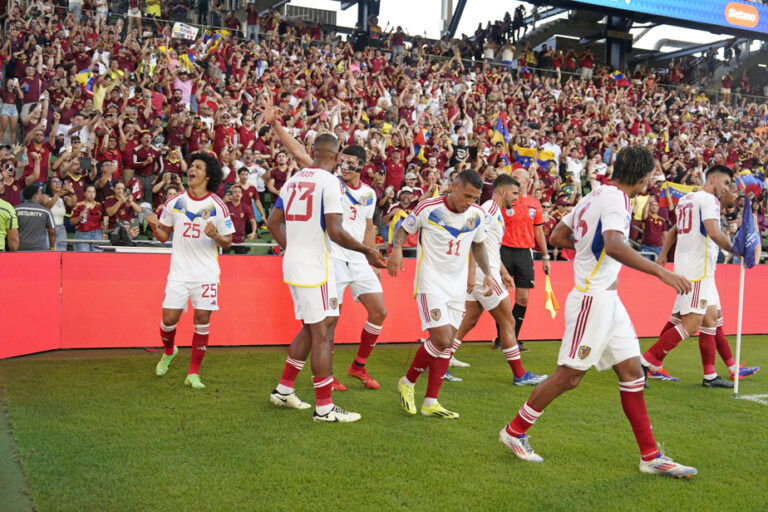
[474,199,504,284]
[330,179,376,264]
[673,190,720,281]
[276,167,344,287]
[159,191,235,283]
[562,185,632,292]
[402,196,487,300]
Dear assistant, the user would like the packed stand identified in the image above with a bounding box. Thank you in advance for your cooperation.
[0,3,766,261]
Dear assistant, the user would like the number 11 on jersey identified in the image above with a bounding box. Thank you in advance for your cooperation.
[446,239,461,256]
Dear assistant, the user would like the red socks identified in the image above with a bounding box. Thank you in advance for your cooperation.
[502,345,526,378]
[188,324,209,375]
[619,378,659,461]
[698,327,717,377]
[643,324,689,368]
[160,322,177,355]
[279,357,305,389]
[715,322,737,368]
[425,352,451,399]
[406,339,441,383]
[506,401,543,437]
[313,376,333,407]
[354,321,381,366]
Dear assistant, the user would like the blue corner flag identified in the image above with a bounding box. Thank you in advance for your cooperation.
[732,196,760,269]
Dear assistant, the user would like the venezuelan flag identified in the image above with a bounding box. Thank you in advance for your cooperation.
[658,182,698,209]
[537,149,555,170]
[737,171,764,196]
[413,128,429,164]
[75,70,96,97]
[514,145,538,169]
[494,112,511,143]
[610,70,630,87]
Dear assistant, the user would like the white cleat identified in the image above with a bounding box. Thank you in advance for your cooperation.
[449,356,470,367]
[639,455,697,478]
[312,405,361,423]
[499,428,544,462]
[269,389,311,410]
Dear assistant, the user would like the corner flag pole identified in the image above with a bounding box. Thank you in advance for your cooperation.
[733,262,745,397]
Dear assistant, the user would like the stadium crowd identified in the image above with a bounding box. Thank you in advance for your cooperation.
[0,1,767,261]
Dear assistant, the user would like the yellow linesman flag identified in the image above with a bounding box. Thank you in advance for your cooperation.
[544,274,560,319]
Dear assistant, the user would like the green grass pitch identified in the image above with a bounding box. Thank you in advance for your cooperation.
[1,337,767,511]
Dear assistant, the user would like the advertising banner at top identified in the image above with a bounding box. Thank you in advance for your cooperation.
[571,0,767,36]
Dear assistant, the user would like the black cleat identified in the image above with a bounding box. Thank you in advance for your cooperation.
[641,363,650,389]
[702,376,734,388]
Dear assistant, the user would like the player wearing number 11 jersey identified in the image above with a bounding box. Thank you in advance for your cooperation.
[499,147,697,478]
[148,153,234,390]
[388,170,493,420]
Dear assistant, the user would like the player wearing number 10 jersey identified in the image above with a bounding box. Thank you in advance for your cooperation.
[148,153,234,390]
[500,147,698,478]
[388,170,494,420]
[264,130,386,423]
[642,166,757,387]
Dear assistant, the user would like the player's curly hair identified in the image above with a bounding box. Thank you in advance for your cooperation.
[190,152,223,193]
[612,146,654,186]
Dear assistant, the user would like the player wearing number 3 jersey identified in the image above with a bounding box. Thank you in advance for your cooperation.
[263,127,386,423]
[389,170,493,420]
[147,153,234,390]
[500,147,697,478]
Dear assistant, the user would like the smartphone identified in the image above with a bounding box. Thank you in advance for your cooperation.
[79,157,92,170]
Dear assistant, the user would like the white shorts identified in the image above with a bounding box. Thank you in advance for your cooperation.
[289,280,339,325]
[466,272,508,311]
[672,278,718,316]
[333,258,382,305]
[128,7,141,17]
[416,293,464,331]
[557,289,640,372]
[162,280,219,312]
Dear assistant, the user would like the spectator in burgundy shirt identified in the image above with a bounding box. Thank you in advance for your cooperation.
[132,132,162,202]
[640,197,667,260]
[224,184,256,254]
[103,181,142,230]
[384,149,406,191]
[70,184,104,252]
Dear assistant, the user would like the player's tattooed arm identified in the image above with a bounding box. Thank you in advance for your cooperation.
[327,212,386,268]
[549,221,575,250]
[657,224,676,266]
[267,207,287,249]
[387,226,409,276]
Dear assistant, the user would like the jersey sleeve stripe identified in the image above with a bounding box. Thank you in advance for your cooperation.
[163,191,185,209]
[412,197,443,215]
[211,194,231,216]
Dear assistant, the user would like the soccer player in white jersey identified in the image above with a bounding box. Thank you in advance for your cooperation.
[499,146,698,478]
[388,170,494,419]
[264,130,386,423]
[261,121,388,391]
[148,153,234,389]
[453,174,547,386]
[642,165,758,386]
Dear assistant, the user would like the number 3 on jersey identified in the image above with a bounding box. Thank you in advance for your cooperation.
[284,182,316,222]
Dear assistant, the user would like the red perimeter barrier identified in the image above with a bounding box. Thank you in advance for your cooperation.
[0,254,765,358]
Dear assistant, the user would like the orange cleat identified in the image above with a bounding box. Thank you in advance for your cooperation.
[347,364,381,389]
[331,377,347,391]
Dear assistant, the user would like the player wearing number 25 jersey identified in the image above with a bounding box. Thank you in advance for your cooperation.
[501,147,696,478]
[149,153,234,390]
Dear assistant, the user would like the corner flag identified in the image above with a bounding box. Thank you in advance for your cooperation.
[544,274,560,319]
[732,196,760,269]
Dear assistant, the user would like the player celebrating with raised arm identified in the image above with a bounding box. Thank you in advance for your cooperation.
[499,146,698,478]
[263,110,387,390]
[388,170,492,420]
[642,165,758,386]
[264,124,386,422]
[149,153,234,389]
[453,174,547,386]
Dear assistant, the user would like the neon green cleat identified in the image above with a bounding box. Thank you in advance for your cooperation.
[184,373,205,389]
[155,346,178,377]
[397,377,416,415]
[420,401,459,419]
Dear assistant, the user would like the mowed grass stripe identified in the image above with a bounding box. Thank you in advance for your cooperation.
[1,337,767,511]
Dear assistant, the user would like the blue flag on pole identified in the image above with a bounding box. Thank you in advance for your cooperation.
[732,196,760,269]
